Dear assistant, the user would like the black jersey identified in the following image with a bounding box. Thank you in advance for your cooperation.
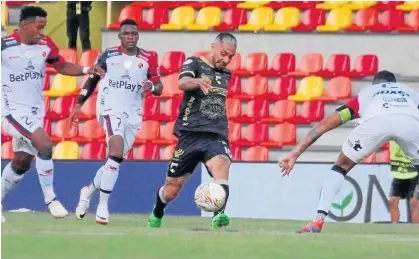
[174,56,232,137]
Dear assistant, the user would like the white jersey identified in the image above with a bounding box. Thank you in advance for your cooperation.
[1,31,63,118]
[95,46,160,124]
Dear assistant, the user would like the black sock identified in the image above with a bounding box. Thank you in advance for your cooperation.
[153,188,167,219]
[214,184,229,217]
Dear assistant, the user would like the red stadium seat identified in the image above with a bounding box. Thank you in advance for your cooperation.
[228,122,241,143]
[234,75,268,100]
[46,95,77,120]
[152,121,177,145]
[346,54,378,78]
[134,144,160,160]
[132,1,179,8]
[369,9,404,32]
[79,50,101,67]
[226,98,241,120]
[288,53,323,77]
[43,73,51,91]
[193,50,210,58]
[362,153,377,163]
[294,100,325,124]
[50,119,78,143]
[73,119,105,144]
[80,142,106,160]
[230,145,241,161]
[376,149,390,163]
[227,75,241,98]
[46,48,77,74]
[235,52,268,76]
[233,123,268,147]
[1,128,12,143]
[316,54,351,77]
[242,146,269,161]
[396,10,419,32]
[267,1,322,9]
[264,77,296,100]
[317,77,352,102]
[227,52,242,72]
[161,144,176,160]
[1,141,14,160]
[261,100,297,123]
[344,8,378,32]
[79,94,97,120]
[138,8,169,30]
[375,1,404,10]
[213,8,248,31]
[142,97,160,121]
[292,8,326,32]
[183,1,235,8]
[262,53,296,76]
[261,123,297,148]
[233,100,269,123]
[159,51,186,75]
[160,73,183,98]
[108,6,142,30]
[158,98,182,121]
[135,120,160,144]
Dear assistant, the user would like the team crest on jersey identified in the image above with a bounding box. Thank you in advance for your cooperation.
[121,70,131,80]
[138,62,143,69]
[25,61,35,70]
[41,51,46,57]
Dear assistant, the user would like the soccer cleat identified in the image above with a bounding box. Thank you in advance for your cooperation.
[298,218,324,233]
[211,212,230,229]
[96,206,109,225]
[75,186,90,220]
[47,199,69,219]
[147,212,162,228]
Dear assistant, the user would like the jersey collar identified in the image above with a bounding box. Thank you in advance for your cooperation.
[10,30,22,43]
[117,46,141,56]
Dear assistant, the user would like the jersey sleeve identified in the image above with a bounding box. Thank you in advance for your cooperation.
[45,37,64,65]
[94,51,108,72]
[146,52,161,83]
[179,57,200,79]
[336,96,360,122]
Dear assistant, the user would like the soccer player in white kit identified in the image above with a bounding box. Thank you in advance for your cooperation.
[279,71,419,232]
[69,19,162,225]
[1,6,104,223]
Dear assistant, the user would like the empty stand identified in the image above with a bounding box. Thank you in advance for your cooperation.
[316,8,352,32]
[79,50,101,67]
[80,142,106,160]
[228,122,241,143]
[46,95,77,120]
[264,7,300,32]
[160,6,196,30]
[344,8,378,32]
[135,120,160,144]
[161,144,176,160]
[262,53,296,76]
[288,76,324,101]
[108,5,142,30]
[261,100,297,123]
[142,97,160,121]
[159,51,186,75]
[294,100,325,124]
[397,10,419,32]
[317,77,352,102]
[138,8,169,30]
[134,144,160,160]
[186,6,222,31]
[50,119,78,143]
[317,54,351,77]
[292,8,326,32]
[234,75,268,100]
[213,8,248,31]
[152,121,177,145]
[242,146,269,161]
[235,52,268,76]
[369,9,404,32]
[227,75,241,98]
[238,7,274,31]
[73,119,105,144]
[265,76,296,100]
[226,98,241,120]
[158,98,182,121]
[261,123,297,148]
[346,54,378,78]
[160,73,183,98]
[232,123,268,147]
[233,100,269,123]
[288,53,323,77]
[52,141,79,160]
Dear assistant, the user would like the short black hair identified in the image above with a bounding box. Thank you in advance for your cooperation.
[120,19,138,28]
[19,6,47,22]
[373,70,397,84]
[215,32,237,47]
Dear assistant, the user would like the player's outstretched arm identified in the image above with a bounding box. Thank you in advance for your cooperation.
[52,62,105,77]
[179,77,212,94]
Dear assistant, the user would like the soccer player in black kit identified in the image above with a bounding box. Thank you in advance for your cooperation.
[147,33,237,229]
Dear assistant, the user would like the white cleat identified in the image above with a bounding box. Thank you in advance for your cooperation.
[47,199,69,219]
[75,186,90,220]
[96,206,109,225]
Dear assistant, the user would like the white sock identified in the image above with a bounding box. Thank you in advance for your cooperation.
[85,166,103,199]
[316,167,345,219]
[35,158,56,204]
[98,158,121,208]
[1,162,24,201]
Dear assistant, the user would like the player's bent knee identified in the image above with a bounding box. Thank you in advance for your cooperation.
[108,135,124,158]
[11,159,31,175]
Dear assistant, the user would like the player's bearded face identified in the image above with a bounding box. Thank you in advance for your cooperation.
[212,42,236,69]
[23,17,46,43]
[119,25,139,49]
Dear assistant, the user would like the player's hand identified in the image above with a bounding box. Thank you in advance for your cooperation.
[278,152,298,177]
[87,65,105,78]
[142,79,153,93]
[69,104,82,127]
[196,78,212,95]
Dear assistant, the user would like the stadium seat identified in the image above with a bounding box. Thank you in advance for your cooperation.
[375,1,404,10]
[345,1,377,10]
[228,122,241,143]
[43,74,78,97]
[316,1,350,10]
[186,6,222,31]
[288,53,323,77]
[261,123,297,148]
[1,141,14,160]
[142,97,160,121]
[396,1,419,11]
[261,100,296,123]
[316,54,351,77]
[264,76,296,100]
[362,153,377,163]
[152,121,177,145]
[237,1,270,9]
[234,75,268,100]
[227,75,241,98]
[266,1,321,9]
[80,142,106,160]
[159,51,186,75]
[376,149,390,163]
[108,6,142,30]
[242,146,269,161]
[227,52,242,72]
[1,128,12,142]
[193,50,209,58]
[52,141,79,160]
[183,1,236,9]
[132,1,180,8]
[396,10,419,32]
[213,8,248,31]
[346,54,378,78]
[79,50,101,67]
[317,76,352,102]
[262,53,296,76]
[73,119,105,144]
[233,123,268,147]
[160,6,196,31]
[135,120,160,144]
[134,144,160,160]
[158,98,182,121]
[160,73,183,98]
[138,8,169,30]
[233,100,269,123]
[235,52,268,76]
[238,7,274,31]
[344,8,378,32]
[79,94,97,120]
[46,95,77,120]
[43,73,50,91]
[292,8,326,32]
[50,119,78,143]
[369,9,404,32]
[288,76,324,102]
[226,98,241,120]
[161,144,176,160]
[316,8,352,32]
[46,48,77,74]
[230,145,241,161]
[294,100,325,124]
[264,7,300,32]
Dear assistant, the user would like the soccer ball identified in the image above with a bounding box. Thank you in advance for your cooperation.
[194,183,226,212]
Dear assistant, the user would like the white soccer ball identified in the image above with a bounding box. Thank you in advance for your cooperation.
[194,183,226,212]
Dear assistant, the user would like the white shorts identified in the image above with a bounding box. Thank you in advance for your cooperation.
[342,114,419,165]
[98,112,141,158]
[1,113,43,156]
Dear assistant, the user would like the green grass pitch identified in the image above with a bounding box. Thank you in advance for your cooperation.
[1,212,418,259]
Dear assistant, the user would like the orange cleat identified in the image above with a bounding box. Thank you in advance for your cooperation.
[298,218,324,233]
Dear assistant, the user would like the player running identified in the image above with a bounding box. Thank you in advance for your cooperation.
[70,19,162,225]
[147,33,237,229]
[279,70,419,232]
[1,6,104,223]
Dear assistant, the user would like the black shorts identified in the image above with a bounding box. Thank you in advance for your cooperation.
[167,131,232,178]
[389,176,419,199]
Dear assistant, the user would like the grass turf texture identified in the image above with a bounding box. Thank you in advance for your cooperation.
[2,212,418,259]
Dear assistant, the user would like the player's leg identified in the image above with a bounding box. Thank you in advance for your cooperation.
[388,179,403,223]
[413,178,419,224]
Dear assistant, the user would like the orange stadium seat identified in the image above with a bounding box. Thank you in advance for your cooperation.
[213,8,248,31]
[234,100,269,123]
[79,94,97,120]
[138,8,169,30]
[294,100,325,124]
[227,75,241,98]
[397,10,419,32]
[316,8,352,32]
[237,1,270,9]
[264,76,296,100]
[228,122,241,143]
[160,73,183,98]
[50,119,78,143]
[1,141,14,159]
[262,53,296,76]
[346,54,378,78]
[344,8,378,32]
[396,1,419,11]
[242,146,269,161]
[46,95,77,120]
[292,8,326,32]
[43,74,78,97]
[193,50,209,58]
[158,98,182,122]
[73,119,105,144]
[160,6,196,31]
[80,142,106,160]
[186,6,222,31]
[317,54,351,77]
[52,141,79,160]
[261,100,297,124]
[235,52,268,76]
[226,98,241,120]
[264,7,300,32]
[317,76,351,102]
[288,76,324,102]
[233,123,268,147]
[108,6,142,30]
[261,123,297,148]
[161,144,176,160]
[369,9,404,32]
[239,7,274,31]
[79,50,101,67]
[288,53,323,77]
[1,128,12,143]
[362,153,377,163]
[46,48,77,74]
[135,120,160,144]
[152,121,177,145]
[234,75,268,100]
[142,97,160,121]
[226,52,241,73]
[159,51,186,75]
[134,144,160,160]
